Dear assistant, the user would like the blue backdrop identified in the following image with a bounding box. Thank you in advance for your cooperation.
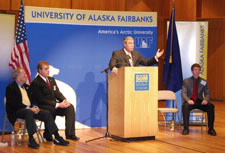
[0,20,158,131]
[26,23,158,127]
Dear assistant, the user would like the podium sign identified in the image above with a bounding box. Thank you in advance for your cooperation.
[108,67,158,139]
[135,73,150,91]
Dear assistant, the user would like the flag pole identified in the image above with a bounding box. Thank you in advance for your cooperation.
[169,0,176,63]
[169,0,176,131]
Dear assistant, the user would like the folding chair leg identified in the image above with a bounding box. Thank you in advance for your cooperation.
[170,120,175,131]
[36,133,41,143]
[201,114,204,131]
[20,121,26,139]
[161,112,167,127]
[170,113,176,131]
[35,121,44,143]
[177,112,182,129]
[1,117,8,142]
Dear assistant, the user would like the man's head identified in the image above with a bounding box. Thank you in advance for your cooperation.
[13,68,27,84]
[37,61,50,78]
[124,36,134,52]
[191,63,201,78]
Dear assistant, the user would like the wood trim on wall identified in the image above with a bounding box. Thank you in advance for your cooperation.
[0,0,10,10]
[201,0,225,18]
[207,19,225,101]
[11,0,72,11]
[72,0,125,11]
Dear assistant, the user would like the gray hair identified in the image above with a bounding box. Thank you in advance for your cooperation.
[13,68,24,79]
[123,36,134,44]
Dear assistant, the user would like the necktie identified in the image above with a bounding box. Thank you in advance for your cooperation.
[191,79,198,103]
[46,79,51,88]
[19,86,31,106]
[127,54,133,66]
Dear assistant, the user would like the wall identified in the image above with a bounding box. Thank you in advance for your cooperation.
[1,0,225,100]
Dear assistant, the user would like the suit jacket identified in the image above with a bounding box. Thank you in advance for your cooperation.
[30,75,65,108]
[5,81,33,125]
[182,76,210,103]
[109,49,157,68]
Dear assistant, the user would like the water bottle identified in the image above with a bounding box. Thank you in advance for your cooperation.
[10,131,16,146]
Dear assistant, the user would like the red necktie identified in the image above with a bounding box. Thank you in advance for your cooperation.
[191,79,198,103]
[46,79,51,88]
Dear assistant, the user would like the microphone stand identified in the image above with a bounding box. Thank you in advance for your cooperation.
[85,68,111,143]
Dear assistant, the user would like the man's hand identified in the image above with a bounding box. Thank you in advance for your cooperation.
[30,106,40,114]
[201,100,208,105]
[58,99,71,108]
[155,49,164,59]
[111,67,118,74]
[187,100,195,105]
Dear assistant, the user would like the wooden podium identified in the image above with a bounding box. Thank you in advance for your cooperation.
[108,67,158,140]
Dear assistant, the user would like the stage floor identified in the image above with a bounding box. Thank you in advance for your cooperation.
[0,101,224,153]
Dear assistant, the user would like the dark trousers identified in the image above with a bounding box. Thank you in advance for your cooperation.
[15,108,58,137]
[182,100,215,129]
[39,104,75,137]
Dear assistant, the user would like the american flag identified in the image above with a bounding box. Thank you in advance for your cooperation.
[9,0,31,84]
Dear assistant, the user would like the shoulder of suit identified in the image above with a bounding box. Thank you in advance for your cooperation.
[6,81,20,91]
[32,75,44,84]
[199,77,207,82]
[32,75,40,82]
[48,76,55,80]
[132,51,140,55]
[183,77,192,82]
[35,75,41,80]
[113,49,123,53]
[7,81,16,89]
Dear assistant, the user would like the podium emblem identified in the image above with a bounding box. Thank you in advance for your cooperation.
[135,73,150,91]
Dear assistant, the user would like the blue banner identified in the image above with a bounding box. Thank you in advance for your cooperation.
[25,7,158,128]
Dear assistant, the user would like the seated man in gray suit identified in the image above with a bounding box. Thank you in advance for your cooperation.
[182,63,216,136]
[109,36,164,74]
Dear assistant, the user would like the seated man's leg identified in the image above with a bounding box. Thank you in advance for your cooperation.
[35,109,69,145]
[35,109,58,135]
[39,105,57,141]
[39,105,57,119]
[15,109,39,149]
[56,105,79,140]
[182,102,196,135]
[15,109,37,135]
[197,102,216,136]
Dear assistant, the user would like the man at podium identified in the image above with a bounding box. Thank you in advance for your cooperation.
[109,36,164,74]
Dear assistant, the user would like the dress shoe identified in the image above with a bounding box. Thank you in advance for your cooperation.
[66,135,80,141]
[43,132,53,141]
[28,138,40,149]
[182,128,189,135]
[54,136,70,146]
[208,128,217,136]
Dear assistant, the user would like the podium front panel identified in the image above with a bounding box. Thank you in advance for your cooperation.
[109,67,158,138]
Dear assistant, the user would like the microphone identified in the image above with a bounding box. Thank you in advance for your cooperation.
[101,64,122,73]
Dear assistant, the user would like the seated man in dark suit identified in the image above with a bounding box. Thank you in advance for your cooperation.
[109,36,164,74]
[182,63,216,136]
[30,61,79,141]
[6,68,69,149]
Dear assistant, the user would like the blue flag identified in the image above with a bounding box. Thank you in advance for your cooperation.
[163,8,183,92]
